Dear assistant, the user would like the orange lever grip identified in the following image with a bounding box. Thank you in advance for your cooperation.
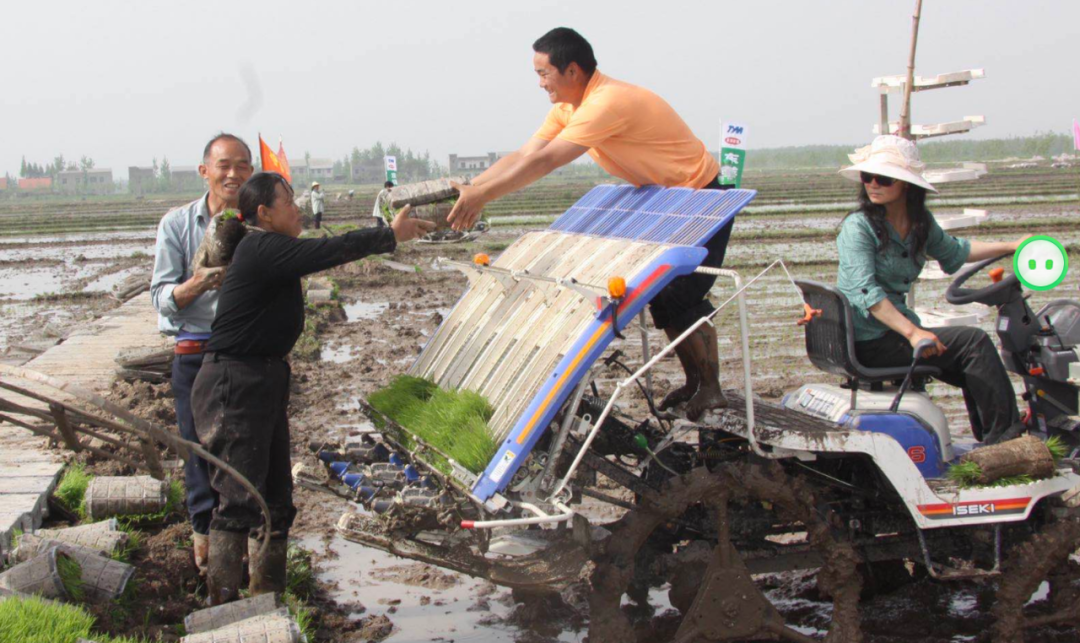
[989,267,1004,283]
[796,303,822,326]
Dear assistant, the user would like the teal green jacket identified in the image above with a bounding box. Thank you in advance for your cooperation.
[836,211,971,342]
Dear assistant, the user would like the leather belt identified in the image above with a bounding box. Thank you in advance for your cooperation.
[175,340,207,355]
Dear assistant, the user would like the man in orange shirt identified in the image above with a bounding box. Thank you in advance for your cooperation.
[448,27,731,420]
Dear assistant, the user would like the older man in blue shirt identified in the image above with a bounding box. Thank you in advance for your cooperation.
[151,133,254,573]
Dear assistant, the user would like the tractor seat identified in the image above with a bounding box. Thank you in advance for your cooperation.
[795,280,942,385]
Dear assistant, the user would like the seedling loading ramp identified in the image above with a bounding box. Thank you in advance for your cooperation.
[410,184,756,500]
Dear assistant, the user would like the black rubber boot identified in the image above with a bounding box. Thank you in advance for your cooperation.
[682,324,729,421]
[248,537,289,596]
[207,530,247,605]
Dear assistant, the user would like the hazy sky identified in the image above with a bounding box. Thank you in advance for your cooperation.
[2,0,1077,180]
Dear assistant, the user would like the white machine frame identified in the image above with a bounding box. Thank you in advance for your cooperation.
[465,261,1080,536]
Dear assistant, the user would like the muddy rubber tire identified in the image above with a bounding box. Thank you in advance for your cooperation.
[587,461,864,642]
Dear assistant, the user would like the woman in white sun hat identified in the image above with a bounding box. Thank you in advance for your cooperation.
[835,135,1030,444]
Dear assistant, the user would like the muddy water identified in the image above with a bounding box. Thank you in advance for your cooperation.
[0,229,152,300]
[304,534,587,642]
[343,300,390,322]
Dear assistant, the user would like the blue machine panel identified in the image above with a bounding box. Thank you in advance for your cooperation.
[846,413,947,478]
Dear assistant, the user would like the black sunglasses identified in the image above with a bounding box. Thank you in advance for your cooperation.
[860,171,896,187]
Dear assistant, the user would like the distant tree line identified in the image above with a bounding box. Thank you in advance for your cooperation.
[744,132,1076,169]
[18,154,95,179]
[333,142,442,183]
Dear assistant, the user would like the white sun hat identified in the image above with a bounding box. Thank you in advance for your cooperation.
[838,135,938,193]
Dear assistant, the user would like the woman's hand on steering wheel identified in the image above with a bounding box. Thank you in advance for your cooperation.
[908,327,946,358]
[1013,234,1033,251]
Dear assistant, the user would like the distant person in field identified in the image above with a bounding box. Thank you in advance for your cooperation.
[447,27,730,420]
[372,179,396,227]
[310,182,325,229]
[150,133,254,575]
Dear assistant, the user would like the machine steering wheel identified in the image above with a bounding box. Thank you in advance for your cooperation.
[945,252,1020,306]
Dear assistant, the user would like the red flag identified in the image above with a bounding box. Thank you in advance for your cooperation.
[277,138,293,184]
[259,134,292,184]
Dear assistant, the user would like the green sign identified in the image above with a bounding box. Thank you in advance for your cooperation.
[385,155,398,186]
[719,121,748,188]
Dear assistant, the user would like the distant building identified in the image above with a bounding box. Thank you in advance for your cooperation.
[449,152,509,178]
[169,166,204,192]
[308,158,334,182]
[57,169,113,195]
[350,158,385,184]
[128,166,156,194]
[18,177,52,190]
[0,177,7,190]
[288,158,309,184]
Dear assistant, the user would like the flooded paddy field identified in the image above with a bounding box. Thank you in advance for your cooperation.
[1,167,1079,641]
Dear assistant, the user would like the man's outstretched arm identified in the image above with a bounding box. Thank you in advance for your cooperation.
[471,137,550,187]
[448,138,588,230]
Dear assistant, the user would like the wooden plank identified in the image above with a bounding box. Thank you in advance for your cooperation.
[50,404,83,452]
[0,292,165,553]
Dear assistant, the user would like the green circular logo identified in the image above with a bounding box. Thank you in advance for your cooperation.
[1014,235,1068,291]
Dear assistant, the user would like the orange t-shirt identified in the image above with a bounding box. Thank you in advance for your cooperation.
[533,71,718,189]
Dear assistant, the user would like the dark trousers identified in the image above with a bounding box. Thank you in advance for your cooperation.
[191,353,296,539]
[314,212,323,229]
[647,175,734,333]
[173,353,217,535]
[855,326,1021,442]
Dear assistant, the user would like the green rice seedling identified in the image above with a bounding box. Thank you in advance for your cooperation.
[369,377,497,474]
[55,553,85,602]
[285,544,317,601]
[112,526,144,562]
[0,594,96,643]
[114,479,185,529]
[989,474,1035,488]
[53,463,93,518]
[1045,435,1069,461]
[948,463,1038,490]
[0,594,151,643]
[946,461,984,488]
[285,592,315,642]
[368,376,435,431]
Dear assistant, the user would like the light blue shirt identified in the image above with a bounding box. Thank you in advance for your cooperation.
[151,194,219,336]
[836,210,971,342]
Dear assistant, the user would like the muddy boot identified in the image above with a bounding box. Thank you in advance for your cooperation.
[248,537,288,597]
[685,324,728,422]
[207,530,247,605]
[659,329,700,411]
[984,421,1027,445]
[192,531,209,577]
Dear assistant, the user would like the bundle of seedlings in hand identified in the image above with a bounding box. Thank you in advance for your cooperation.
[947,435,1067,488]
[191,209,247,271]
[368,375,498,474]
[386,177,472,232]
[387,177,468,209]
